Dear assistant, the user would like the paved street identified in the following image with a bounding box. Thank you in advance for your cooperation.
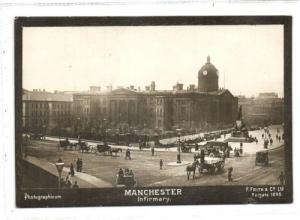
[24,125,285,188]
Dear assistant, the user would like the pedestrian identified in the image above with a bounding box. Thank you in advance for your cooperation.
[76,158,80,172]
[278,171,285,185]
[264,139,268,149]
[200,149,205,163]
[239,142,243,154]
[160,159,163,170]
[151,147,155,156]
[255,137,258,145]
[129,169,134,177]
[65,172,72,184]
[73,181,79,188]
[262,133,264,139]
[117,168,124,184]
[125,149,131,160]
[80,158,83,172]
[228,167,233,182]
[70,163,75,176]
[270,138,273,146]
[66,179,72,188]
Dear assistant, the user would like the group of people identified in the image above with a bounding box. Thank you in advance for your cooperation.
[117,168,136,186]
[56,157,82,189]
[233,142,243,157]
[64,172,79,189]
[261,127,283,149]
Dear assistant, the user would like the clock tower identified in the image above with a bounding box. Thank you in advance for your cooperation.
[198,56,219,92]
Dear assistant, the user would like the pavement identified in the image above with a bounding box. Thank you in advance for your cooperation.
[24,156,112,188]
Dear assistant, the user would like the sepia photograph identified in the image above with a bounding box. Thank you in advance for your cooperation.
[15,16,292,207]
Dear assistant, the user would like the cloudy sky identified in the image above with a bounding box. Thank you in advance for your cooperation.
[23,25,284,97]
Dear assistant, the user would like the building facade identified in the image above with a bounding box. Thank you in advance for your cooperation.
[238,93,284,126]
[22,89,73,133]
[73,57,238,133]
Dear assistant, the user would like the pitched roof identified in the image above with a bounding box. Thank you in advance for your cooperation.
[23,90,73,102]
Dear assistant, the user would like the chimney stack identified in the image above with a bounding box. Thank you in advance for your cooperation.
[150,81,155,91]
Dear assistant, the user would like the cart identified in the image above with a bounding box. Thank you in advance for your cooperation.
[197,157,225,174]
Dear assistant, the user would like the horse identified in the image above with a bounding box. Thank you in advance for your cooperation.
[110,148,122,156]
[59,139,70,151]
[78,142,89,153]
[89,145,97,153]
[186,161,199,180]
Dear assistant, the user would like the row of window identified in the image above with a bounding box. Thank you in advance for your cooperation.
[31,103,48,109]
[30,102,71,109]
[31,111,71,116]
[53,103,71,109]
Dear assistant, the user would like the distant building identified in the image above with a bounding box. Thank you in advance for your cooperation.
[22,89,73,133]
[238,93,284,126]
[73,57,238,133]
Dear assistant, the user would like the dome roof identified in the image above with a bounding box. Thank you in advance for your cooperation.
[198,56,218,77]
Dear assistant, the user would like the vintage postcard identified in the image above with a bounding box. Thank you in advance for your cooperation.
[15,16,292,207]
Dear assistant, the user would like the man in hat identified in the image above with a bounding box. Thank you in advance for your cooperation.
[160,159,163,170]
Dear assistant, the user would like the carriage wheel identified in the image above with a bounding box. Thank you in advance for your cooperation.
[220,161,225,169]
[208,166,216,174]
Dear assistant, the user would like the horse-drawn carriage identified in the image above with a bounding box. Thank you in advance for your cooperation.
[203,141,232,158]
[30,133,45,140]
[58,138,89,152]
[186,155,225,180]
[255,150,269,166]
[92,143,122,156]
[59,139,78,151]
[181,144,193,153]
[197,157,225,174]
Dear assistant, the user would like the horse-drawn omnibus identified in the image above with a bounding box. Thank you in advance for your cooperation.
[255,149,269,166]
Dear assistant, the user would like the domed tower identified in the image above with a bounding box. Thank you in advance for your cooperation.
[198,56,219,92]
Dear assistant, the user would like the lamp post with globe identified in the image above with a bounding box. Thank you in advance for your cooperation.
[176,129,182,163]
[55,159,64,189]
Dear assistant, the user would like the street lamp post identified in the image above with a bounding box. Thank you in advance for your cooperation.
[55,161,65,189]
[176,130,181,163]
[103,118,107,144]
[76,117,81,140]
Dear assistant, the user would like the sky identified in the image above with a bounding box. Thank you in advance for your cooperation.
[23,25,284,97]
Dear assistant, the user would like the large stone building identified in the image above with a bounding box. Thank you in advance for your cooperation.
[22,89,73,133]
[73,57,238,133]
[238,93,284,126]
